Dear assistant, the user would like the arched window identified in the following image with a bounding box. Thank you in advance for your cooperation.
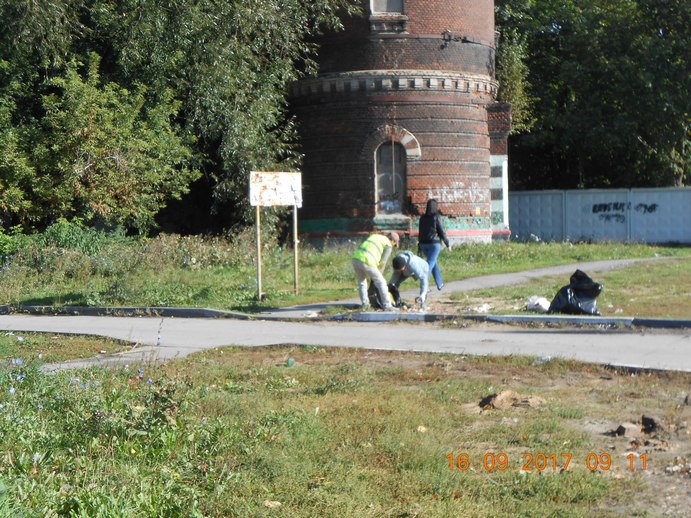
[376,142,406,214]
[371,0,403,14]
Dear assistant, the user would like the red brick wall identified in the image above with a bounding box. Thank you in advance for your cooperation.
[404,0,495,41]
[488,102,512,155]
[292,88,492,219]
[291,1,501,232]
[338,1,494,43]
[320,1,496,76]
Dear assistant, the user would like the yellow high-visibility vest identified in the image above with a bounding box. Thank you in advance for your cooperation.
[353,234,390,267]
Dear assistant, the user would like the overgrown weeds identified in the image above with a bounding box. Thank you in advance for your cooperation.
[1,346,687,516]
[0,220,688,312]
[0,332,129,362]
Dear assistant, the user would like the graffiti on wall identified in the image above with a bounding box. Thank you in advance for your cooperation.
[635,203,658,214]
[591,201,659,223]
[426,182,489,204]
[510,188,690,243]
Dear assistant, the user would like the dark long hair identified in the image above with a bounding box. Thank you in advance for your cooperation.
[425,198,438,216]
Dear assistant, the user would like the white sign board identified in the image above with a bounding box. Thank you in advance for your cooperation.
[250,171,302,207]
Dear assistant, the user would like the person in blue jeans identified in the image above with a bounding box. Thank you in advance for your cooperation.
[417,198,452,290]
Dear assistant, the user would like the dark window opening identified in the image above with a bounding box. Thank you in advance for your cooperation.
[376,142,406,214]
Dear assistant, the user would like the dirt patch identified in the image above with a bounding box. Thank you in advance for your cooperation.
[425,291,519,315]
[478,390,546,410]
[196,345,691,515]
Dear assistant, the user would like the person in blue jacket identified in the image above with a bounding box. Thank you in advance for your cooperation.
[417,198,451,290]
[389,251,430,305]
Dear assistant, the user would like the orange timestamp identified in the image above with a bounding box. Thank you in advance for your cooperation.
[447,452,649,472]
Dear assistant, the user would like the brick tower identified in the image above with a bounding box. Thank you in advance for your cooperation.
[289,0,511,243]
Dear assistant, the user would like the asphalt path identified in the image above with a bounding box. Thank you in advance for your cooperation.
[0,258,688,372]
[0,314,688,372]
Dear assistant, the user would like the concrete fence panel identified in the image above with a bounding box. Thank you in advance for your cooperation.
[509,188,691,244]
[508,190,565,241]
[629,189,691,243]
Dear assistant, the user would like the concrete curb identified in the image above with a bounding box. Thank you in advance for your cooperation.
[0,305,252,320]
[3,304,689,330]
[332,311,691,329]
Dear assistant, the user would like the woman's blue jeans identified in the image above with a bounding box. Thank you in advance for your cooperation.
[419,242,443,289]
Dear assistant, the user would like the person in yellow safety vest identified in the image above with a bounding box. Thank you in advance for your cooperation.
[352,231,400,311]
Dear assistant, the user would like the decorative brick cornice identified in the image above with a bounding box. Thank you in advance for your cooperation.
[369,14,408,34]
[290,70,498,99]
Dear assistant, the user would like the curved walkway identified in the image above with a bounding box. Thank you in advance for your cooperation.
[0,259,688,372]
[258,257,677,319]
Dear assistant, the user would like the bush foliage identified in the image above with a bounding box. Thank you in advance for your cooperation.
[0,0,359,233]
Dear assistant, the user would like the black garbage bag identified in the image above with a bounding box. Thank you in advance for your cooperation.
[548,269,603,316]
[367,282,401,309]
[388,283,401,307]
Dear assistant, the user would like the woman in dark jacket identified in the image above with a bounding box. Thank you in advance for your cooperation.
[418,199,451,290]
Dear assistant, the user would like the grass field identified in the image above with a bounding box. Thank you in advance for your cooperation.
[0,221,689,314]
[1,226,689,515]
[0,346,688,516]
[445,256,691,319]
[0,332,130,363]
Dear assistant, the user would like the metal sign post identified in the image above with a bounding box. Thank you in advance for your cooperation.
[294,204,301,294]
[255,205,262,300]
[249,171,303,301]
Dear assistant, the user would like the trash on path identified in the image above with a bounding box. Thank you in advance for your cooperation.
[613,422,641,438]
[548,269,603,316]
[473,303,492,313]
[532,355,552,366]
[526,296,550,313]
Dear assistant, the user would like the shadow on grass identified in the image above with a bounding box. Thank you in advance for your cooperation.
[19,293,88,306]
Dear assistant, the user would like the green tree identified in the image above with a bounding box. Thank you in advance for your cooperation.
[496,0,689,189]
[0,0,358,232]
[85,0,359,227]
[0,95,34,225]
[632,0,689,186]
[495,27,535,134]
[33,56,198,231]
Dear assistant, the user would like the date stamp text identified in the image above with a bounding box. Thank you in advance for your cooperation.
[447,452,649,472]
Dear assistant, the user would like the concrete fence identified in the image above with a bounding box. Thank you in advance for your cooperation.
[509,188,691,244]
